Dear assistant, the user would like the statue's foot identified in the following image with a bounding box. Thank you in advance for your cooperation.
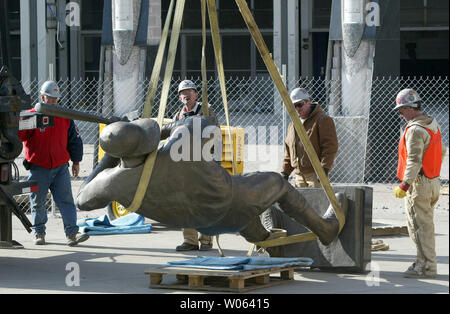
[316,193,347,246]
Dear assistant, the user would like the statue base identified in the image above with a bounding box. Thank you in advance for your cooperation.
[261,185,372,273]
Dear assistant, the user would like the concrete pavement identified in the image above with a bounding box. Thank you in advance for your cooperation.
[2,145,448,294]
[0,188,448,294]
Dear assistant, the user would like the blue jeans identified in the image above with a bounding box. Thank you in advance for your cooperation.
[28,163,79,237]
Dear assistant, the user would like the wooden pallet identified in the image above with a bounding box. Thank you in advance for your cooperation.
[372,225,408,236]
[145,266,296,292]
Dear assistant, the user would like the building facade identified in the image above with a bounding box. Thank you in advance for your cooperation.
[0,0,448,83]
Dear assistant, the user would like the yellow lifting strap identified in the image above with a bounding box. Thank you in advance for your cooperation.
[156,0,185,125]
[254,232,318,250]
[200,0,209,117]
[141,0,175,119]
[127,0,185,212]
[246,230,318,256]
[203,0,232,257]
[207,0,238,175]
[234,0,345,249]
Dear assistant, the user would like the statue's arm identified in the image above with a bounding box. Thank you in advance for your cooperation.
[76,172,115,211]
[160,116,219,140]
[160,119,187,140]
[80,153,120,190]
[76,153,120,211]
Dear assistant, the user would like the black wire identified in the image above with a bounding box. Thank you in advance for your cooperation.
[12,161,19,181]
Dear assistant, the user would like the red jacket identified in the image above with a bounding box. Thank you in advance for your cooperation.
[18,108,83,169]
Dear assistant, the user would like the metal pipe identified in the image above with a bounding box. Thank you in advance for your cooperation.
[35,103,118,124]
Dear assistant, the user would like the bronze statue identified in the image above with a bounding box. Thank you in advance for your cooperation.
[76,116,346,251]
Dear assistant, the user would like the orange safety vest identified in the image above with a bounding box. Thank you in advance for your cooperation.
[397,125,442,181]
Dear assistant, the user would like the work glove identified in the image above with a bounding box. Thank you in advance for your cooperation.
[394,183,409,198]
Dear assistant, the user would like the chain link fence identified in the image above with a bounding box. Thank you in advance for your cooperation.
[16,76,448,211]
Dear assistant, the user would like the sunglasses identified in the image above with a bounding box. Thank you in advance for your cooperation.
[294,100,307,108]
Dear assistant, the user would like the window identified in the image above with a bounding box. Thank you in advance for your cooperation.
[256,34,272,73]
[400,0,449,27]
[161,0,171,24]
[7,0,20,31]
[185,35,215,78]
[161,0,273,79]
[312,0,332,29]
[82,0,104,30]
[168,41,182,78]
[81,0,103,79]
[427,0,449,27]
[83,36,101,80]
[2,0,21,79]
[400,31,449,76]
[218,0,272,29]
[253,0,273,28]
[218,0,248,29]
[182,0,202,29]
[223,35,251,77]
[401,0,427,27]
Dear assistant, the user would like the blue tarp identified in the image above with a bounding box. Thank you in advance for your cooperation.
[164,256,313,271]
[77,213,152,235]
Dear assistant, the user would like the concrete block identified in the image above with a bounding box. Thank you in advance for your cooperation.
[261,185,372,273]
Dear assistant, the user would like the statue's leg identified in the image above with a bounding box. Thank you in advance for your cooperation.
[239,217,270,243]
[233,172,345,246]
[277,182,345,245]
[232,172,345,245]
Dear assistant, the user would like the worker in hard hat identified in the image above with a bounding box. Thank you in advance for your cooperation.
[18,81,89,247]
[173,80,217,252]
[173,79,217,123]
[77,116,347,253]
[281,87,338,187]
[393,88,446,278]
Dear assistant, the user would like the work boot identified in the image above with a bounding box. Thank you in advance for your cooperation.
[199,242,213,251]
[371,240,389,251]
[67,233,89,247]
[403,262,437,278]
[34,234,46,245]
[176,242,199,251]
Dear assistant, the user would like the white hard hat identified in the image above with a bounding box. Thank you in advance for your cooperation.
[394,89,421,110]
[290,87,310,104]
[178,80,197,94]
[40,80,61,98]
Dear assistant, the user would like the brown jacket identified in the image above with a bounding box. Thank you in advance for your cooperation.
[281,103,338,176]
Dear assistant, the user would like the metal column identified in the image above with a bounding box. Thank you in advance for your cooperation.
[300,0,312,77]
